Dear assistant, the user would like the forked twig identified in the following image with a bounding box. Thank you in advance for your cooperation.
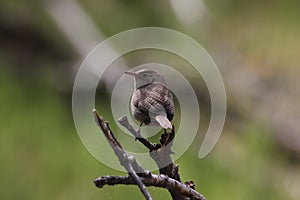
[93,109,206,200]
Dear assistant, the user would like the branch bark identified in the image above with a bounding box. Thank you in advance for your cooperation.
[93,109,206,200]
[93,109,152,200]
[94,175,206,200]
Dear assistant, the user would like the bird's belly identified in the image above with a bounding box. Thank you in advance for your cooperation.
[131,105,151,125]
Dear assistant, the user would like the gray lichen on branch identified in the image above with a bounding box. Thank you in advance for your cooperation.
[92,109,206,200]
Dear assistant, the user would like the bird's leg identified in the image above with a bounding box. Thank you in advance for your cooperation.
[135,122,143,140]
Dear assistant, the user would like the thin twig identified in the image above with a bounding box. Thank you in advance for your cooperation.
[118,116,159,151]
[127,165,152,200]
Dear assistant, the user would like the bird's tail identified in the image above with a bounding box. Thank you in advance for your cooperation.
[155,115,172,129]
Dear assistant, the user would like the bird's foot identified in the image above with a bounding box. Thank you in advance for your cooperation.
[160,127,175,146]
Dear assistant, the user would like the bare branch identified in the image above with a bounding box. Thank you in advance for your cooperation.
[118,116,160,151]
[118,115,185,199]
[93,110,207,200]
[127,165,153,200]
[92,109,152,200]
[118,116,180,179]
[94,174,206,200]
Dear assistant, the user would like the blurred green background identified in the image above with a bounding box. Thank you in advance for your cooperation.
[1,0,300,199]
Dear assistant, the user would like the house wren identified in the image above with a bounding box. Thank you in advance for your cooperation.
[125,69,174,129]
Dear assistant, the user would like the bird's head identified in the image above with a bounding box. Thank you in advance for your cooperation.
[125,69,167,88]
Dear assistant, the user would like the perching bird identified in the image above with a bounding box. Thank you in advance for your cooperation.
[125,69,174,129]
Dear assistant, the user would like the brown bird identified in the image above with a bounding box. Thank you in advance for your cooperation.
[125,69,174,129]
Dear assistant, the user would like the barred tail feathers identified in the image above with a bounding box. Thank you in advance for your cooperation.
[155,115,172,129]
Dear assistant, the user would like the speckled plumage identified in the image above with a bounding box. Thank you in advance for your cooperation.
[131,83,174,126]
[126,69,174,129]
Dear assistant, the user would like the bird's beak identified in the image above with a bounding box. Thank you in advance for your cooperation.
[124,71,138,76]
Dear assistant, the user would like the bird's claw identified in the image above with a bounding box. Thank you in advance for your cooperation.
[135,127,142,139]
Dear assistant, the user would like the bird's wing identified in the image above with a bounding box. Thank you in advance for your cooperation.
[136,84,174,119]
[150,84,174,121]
